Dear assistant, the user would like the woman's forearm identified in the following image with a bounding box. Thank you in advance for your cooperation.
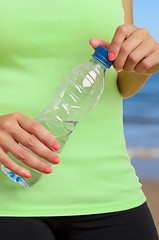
[117,70,151,99]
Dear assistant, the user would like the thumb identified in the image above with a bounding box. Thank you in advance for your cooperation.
[89,38,110,50]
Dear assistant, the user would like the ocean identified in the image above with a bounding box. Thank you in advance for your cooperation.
[123,72,159,181]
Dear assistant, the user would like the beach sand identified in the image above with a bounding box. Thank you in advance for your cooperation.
[140,180,159,235]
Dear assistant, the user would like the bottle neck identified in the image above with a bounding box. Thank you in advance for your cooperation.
[89,56,108,71]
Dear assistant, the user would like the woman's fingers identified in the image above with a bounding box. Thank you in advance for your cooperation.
[108,24,138,61]
[0,147,32,178]
[16,112,60,152]
[112,29,150,71]
[0,132,53,177]
[123,37,156,72]
[89,24,159,75]
[89,38,110,50]
[11,124,60,165]
[134,50,159,74]
[0,112,61,179]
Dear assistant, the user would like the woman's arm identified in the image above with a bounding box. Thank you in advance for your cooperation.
[122,0,134,24]
[89,0,159,99]
[117,0,156,99]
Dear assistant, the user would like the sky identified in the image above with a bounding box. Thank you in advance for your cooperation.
[133,0,159,42]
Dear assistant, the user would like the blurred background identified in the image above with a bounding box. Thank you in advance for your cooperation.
[123,0,159,233]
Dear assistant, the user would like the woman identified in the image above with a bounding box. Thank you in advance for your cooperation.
[0,0,158,239]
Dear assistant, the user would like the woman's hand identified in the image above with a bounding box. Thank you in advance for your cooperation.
[89,24,159,75]
[0,112,60,178]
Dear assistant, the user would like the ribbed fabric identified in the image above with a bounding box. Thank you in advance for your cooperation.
[0,0,146,217]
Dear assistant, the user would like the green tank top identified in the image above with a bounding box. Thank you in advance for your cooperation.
[0,0,146,216]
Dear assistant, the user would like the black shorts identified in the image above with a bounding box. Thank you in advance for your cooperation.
[0,201,158,240]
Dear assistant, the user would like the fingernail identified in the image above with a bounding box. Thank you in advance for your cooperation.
[108,52,115,61]
[24,172,31,178]
[45,166,52,174]
[116,68,123,72]
[53,157,60,164]
[53,142,60,151]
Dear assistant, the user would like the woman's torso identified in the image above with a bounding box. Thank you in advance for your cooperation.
[0,0,146,216]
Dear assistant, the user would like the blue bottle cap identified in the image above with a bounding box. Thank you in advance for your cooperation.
[92,45,113,68]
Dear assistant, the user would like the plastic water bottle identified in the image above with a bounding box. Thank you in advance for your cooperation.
[1,45,113,188]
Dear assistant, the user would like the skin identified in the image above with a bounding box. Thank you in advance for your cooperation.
[89,0,159,99]
[0,112,60,178]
